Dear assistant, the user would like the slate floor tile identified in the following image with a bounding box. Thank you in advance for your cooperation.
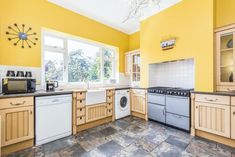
[113,134,136,147]
[100,127,118,137]
[165,135,189,150]
[151,142,184,157]
[58,143,87,157]
[98,140,123,157]
[135,138,157,152]
[42,138,69,155]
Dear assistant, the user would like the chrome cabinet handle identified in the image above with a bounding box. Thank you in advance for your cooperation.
[204,97,218,102]
[162,109,165,115]
[10,101,26,106]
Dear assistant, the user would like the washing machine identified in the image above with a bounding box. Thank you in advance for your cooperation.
[115,89,130,119]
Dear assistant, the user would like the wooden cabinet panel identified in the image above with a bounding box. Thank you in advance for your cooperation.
[86,103,107,123]
[76,92,86,100]
[131,90,146,114]
[231,106,235,139]
[195,102,230,138]
[0,97,33,110]
[107,90,113,97]
[107,109,113,117]
[107,96,113,103]
[0,106,34,146]
[195,94,230,105]
[76,99,85,108]
[77,108,85,117]
[107,103,113,109]
[76,116,85,125]
[231,97,235,106]
[125,53,131,75]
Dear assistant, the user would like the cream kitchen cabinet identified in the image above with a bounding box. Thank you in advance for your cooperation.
[125,49,140,85]
[194,94,230,138]
[0,97,34,147]
[125,53,131,75]
[215,25,235,91]
[231,106,235,139]
[131,89,146,114]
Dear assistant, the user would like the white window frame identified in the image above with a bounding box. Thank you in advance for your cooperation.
[41,30,117,86]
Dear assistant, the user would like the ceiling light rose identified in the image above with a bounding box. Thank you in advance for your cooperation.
[123,0,160,23]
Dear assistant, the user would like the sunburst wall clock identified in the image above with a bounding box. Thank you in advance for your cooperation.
[6,23,38,48]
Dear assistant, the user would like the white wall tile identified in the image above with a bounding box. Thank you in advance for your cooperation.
[148,59,194,88]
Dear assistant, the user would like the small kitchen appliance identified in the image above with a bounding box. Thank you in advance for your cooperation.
[2,78,36,94]
[46,81,59,91]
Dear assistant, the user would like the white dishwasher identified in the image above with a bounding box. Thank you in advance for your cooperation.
[35,94,72,146]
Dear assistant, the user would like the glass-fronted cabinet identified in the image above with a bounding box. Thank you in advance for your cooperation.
[132,53,140,82]
[125,50,140,86]
[216,27,235,91]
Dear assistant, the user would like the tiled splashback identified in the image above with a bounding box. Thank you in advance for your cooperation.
[0,65,130,93]
[149,59,194,88]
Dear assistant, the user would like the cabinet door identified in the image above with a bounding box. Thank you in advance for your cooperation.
[0,106,34,146]
[86,103,107,122]
[131,93,146,114]
[195,102,230,138]
[216,30,235,86]
[125,53,131,75]
[231,106,235,139]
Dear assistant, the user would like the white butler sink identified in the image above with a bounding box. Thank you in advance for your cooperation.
[86,89,106,106]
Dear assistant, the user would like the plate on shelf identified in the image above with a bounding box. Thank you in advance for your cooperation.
[227,39,233,48]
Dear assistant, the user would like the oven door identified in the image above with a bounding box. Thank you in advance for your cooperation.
[166,95,189,116]
[148,103,166,123]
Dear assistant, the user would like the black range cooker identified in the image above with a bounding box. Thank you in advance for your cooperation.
[147,87,193,132]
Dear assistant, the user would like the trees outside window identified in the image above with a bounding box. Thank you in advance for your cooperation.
[43,33,116,84]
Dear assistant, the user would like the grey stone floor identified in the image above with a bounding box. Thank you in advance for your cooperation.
[5,116,235,157]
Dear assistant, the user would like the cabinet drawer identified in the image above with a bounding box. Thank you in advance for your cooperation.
[231,97,235,106]
[195,94,230,105]
[217,86,235,92]
[76,116,85,125]
[107,109,113,116]
[132,89,146,95]
[107,90,113,96]
[76,99,85,108]
[0,97,34,110]
[77,108,85,117]
[76,92,86,100]
[107,103,113,109]
[107,96,113,103]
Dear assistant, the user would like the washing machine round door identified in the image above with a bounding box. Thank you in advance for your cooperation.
[120,96,128,110]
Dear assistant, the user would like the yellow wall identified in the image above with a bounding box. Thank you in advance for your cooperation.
[140,0,214,91]
[215,0,235,28]
[129,31,140,51]
[0,0,129,72]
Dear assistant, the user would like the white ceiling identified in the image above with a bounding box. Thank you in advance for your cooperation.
[48,0,181,34]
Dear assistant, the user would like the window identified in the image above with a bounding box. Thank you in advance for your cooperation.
[42,32,117,84]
